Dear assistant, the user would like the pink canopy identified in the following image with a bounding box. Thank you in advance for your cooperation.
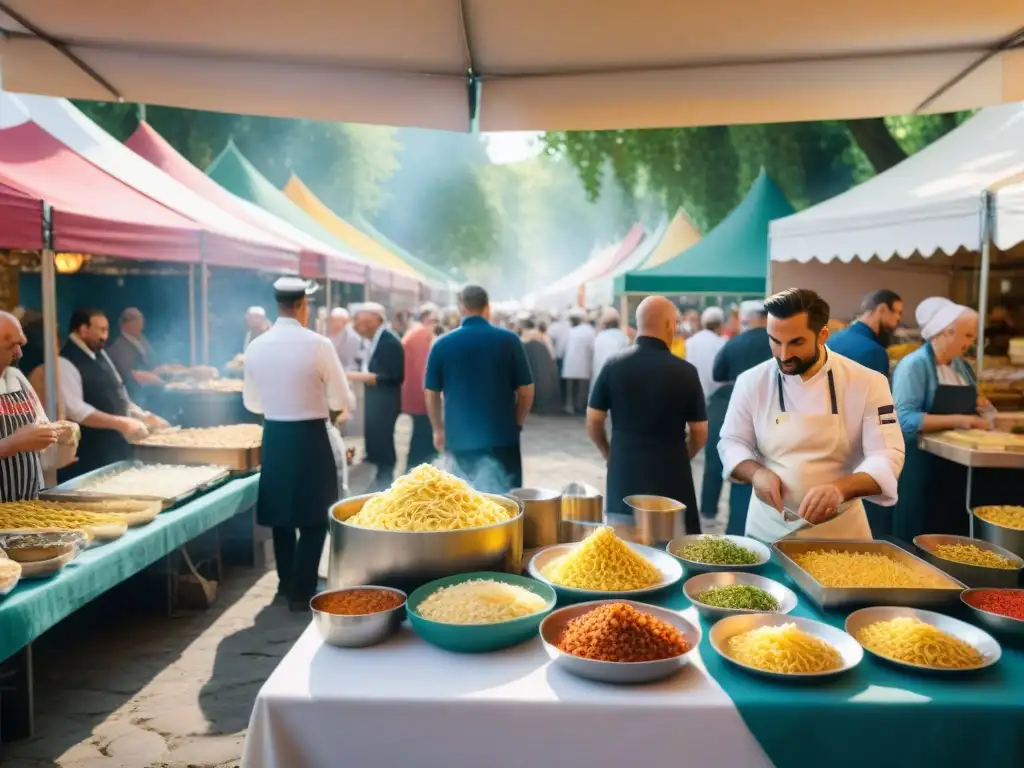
[0,120,202,262]
[125,121,366,283]
[0,180,43,251]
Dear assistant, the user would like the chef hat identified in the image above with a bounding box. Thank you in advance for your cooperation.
[351,302,387,320]
[916,297,971,340]
[246,306,266,317]
[273,276,318,301]
[701,306,725,326]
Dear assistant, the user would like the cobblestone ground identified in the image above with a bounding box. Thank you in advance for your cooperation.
[1,415,729,768]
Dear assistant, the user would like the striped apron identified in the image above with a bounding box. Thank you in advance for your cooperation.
[0,386,42,501]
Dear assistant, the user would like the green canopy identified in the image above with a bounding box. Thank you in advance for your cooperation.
[618,169,794,295]
[352,213,462,287]
[205,141,362,272]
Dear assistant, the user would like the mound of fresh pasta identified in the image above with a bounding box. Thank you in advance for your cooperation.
[417,579,548,625]
[855,617,985,669]
[728,623,843,674]
[346,464,513,532]
[792,550,949,589]
[541,526,662,591]
[975,505,1024,531]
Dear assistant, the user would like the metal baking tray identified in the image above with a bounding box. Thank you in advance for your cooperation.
[772,539,966,610]
[40,460,231,509]
[919,435,1024,469]
[132,443,261,472]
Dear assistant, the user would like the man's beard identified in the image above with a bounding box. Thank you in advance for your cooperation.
[877,328,894,349]
[85,339,105,353]
[776,345,821,376]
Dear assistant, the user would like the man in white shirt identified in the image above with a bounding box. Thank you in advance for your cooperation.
[591,307,629,393]
[685,307,728,401]
[244,277,355,611]
[243,306,270,351]
[57,308,166,480]
[327,307,364,372]
[718,288,905,543]
[0,312,78,500]
[562,308,596,415]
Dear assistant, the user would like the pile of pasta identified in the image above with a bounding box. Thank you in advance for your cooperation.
[975,505,1024,531]
[855,617,985,669]
[417,579,548,625]
[728,623,843,674]
[541,526,662,591]
[792,550,949,589]
[346,464,513,532]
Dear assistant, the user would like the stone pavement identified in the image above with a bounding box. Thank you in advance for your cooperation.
[1,415,730,768]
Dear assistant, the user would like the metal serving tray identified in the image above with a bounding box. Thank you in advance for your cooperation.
[132,443,261,473]
[40,460,231,509]
[772,539,966,610]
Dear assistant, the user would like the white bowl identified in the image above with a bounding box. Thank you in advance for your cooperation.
[527,542,682,601]
[667,534,771,574]
[684,571,798,620]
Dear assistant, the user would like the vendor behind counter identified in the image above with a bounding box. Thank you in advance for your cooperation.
[891,297,1013,541]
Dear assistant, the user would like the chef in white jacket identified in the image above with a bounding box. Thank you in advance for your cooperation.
[561,307,596,415]
[591,307,629,393]
[718,289,905,543]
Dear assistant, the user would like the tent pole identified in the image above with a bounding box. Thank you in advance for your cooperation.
[40,204,58,423]
[976,190,993,378]
[325,277,333,311]
[188,264,197,366]
[200,235,210,365]
[619,293,628,331]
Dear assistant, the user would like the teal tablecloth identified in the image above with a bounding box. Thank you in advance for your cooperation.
[651,560,1024,768]
[0,474,260,662]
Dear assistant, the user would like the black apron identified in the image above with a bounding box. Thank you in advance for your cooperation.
[0,386,43,502]
[257,419,340,528]
[892,366,1015,540]
[606,431,700,534]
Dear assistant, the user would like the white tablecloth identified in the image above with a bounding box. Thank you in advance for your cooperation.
[242,607,774,768]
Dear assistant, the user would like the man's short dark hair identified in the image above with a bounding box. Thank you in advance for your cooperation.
[69,307,106,336]
[764,288,830,334]
[859,289,902,315]
[521,317,536,330]
[458,285,489,313]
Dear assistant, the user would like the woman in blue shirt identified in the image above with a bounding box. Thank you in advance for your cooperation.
[890,297,990,541]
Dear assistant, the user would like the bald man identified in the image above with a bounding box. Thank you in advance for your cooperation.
[586,296,709,533]
[0,312,78,500]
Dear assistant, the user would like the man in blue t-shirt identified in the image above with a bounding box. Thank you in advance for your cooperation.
[425,285,535,493]
[826,289,902,379]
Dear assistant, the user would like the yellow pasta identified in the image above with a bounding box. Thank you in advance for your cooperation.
[346,464,513,532]
[975,505,1024,531]
[932,543,1016,570]
[793,550,948,589]
[728,623,842,674]
[417,580,548,624]
[541,526,662,591]
[856,617,984,669]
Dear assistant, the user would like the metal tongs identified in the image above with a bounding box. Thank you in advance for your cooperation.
[781,500,854,528]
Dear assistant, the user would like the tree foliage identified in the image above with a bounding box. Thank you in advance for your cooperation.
[543,113,973,231]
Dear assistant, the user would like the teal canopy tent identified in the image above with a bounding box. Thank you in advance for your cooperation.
[618,169,794,295]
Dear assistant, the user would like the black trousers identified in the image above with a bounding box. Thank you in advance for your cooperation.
[451,444,523,494]
[272,524,327,603]
[407,414,436,468]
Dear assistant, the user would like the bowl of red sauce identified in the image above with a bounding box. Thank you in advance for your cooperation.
[310,586,407,647]
[961,588,1024,640]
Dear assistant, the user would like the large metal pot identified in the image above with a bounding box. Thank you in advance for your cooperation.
[509,487,561,548]
[974,510,1024,559]
[328,493,524,592]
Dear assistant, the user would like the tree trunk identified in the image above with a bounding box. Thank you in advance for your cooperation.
[844,117,908,173]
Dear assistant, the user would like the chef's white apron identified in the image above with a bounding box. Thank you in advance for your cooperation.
[745,368,872,544]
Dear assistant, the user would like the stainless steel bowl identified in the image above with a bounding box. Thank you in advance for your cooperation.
[974,509,1024,559]
[624,495,685,546]
[914,534,1023,589]
[683,571,798,620]
[510,487,561,548]
[710,613,863,680]
[667,534,771,574]
[960,588,1024,640]
[328,493,523,593]
[560,482,603,523]
[540,600,701,683]
[311,586,407,648]
[845,606,1001,673]
[560,520,606,543]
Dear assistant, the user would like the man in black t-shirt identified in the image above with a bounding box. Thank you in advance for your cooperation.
[586,296,708,533]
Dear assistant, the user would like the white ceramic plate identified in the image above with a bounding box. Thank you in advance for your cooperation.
[528,542,683,600]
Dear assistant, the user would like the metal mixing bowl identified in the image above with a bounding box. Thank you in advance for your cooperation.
[667,534,771,574]
[684,571,798,620]
[310,586,407,648]
[914,534,1023,589]
[328,493,524,592]
[961,588,1024,640]
[974,509,1024,559]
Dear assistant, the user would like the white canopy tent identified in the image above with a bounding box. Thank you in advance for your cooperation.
[0,2,1022,132]
[770,102,1024,367]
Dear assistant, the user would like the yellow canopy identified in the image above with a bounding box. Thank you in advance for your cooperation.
[283,176,423,279]
[640,209,702,270]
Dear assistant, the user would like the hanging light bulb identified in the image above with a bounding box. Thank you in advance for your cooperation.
[54,253,86,274]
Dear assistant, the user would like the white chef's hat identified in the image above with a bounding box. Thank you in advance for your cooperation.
[701,306,725,326]
[599,307,620,324]
[916,297,971,340]
[273,276,318,301]
[246,306,266,317]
